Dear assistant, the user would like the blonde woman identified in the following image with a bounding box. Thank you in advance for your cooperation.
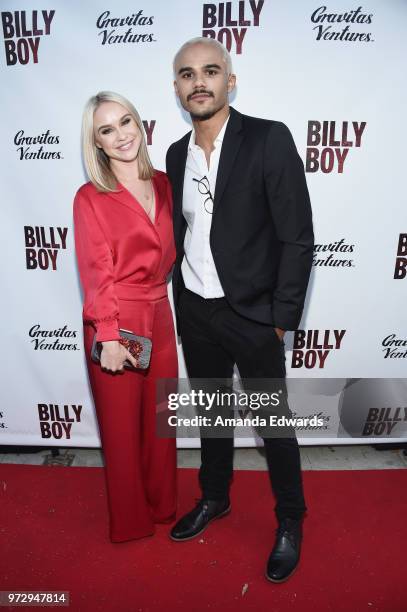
[73,91,177,542]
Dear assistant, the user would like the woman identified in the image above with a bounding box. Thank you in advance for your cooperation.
[73,91,177,542]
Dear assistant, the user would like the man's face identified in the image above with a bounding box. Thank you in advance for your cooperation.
[173,43,236,121]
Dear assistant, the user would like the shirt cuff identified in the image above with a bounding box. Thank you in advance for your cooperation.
[95,319,121,342]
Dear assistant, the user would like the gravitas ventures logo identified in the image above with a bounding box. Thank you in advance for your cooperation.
[28,325,79,351]
[96,10,155,45]
[310,5,374,42]
[14,130,62,161]
[313,239,355,268]
[381,335,407,360]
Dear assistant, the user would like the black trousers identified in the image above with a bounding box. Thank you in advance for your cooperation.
[178,288,307,522]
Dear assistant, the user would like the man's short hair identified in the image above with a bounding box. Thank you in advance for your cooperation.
[173,37,233,75]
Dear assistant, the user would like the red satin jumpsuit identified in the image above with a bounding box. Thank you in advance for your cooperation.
[73,170,177,542]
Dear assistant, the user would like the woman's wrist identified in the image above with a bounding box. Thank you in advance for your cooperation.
[95,319,120,342]
[101,340,120,352]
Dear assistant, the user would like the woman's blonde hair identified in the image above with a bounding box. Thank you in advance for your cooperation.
[81,91,154,192]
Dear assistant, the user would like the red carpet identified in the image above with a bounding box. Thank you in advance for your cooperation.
[0,464,405,612]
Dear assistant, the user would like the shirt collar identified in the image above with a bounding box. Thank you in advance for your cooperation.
[188,113,230,151]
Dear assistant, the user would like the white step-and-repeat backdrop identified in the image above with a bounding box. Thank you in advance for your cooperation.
[1,0,406,447]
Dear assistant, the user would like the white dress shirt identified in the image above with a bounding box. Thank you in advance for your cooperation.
[181,115,230,298]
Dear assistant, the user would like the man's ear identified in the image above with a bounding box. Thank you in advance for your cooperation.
[227,73,236,93]
[174,80,180,98]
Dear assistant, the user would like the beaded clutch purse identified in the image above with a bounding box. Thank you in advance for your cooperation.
[91,328,152,370]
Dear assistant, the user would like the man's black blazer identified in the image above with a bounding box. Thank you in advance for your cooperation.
[165,106,314,332]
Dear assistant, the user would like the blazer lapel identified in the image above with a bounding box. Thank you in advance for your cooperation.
[213,107,244,215]
[171,133,190,247]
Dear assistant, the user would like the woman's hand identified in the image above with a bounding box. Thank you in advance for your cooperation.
[100,340,138,373]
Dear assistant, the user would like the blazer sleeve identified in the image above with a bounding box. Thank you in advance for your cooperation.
[264,122,314,330]
[73,188,121,342]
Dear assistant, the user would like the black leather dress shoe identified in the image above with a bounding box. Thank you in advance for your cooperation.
[266,518,302,583]
[170,498,231,541]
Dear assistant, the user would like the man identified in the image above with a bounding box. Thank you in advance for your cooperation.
[166,37,314,583]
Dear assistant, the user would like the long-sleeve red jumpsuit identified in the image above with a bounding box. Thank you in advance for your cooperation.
[73,170,177,542]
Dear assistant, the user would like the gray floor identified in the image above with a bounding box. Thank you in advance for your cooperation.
[1,445,406,470]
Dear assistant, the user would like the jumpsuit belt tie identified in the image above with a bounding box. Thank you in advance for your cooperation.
[114,281,168,301]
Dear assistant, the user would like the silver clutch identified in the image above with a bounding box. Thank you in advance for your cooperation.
[91,328,152,370]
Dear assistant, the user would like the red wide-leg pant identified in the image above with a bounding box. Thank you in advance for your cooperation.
[83,294,177,542]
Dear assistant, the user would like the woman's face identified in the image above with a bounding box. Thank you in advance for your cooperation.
[93,101,142,164]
